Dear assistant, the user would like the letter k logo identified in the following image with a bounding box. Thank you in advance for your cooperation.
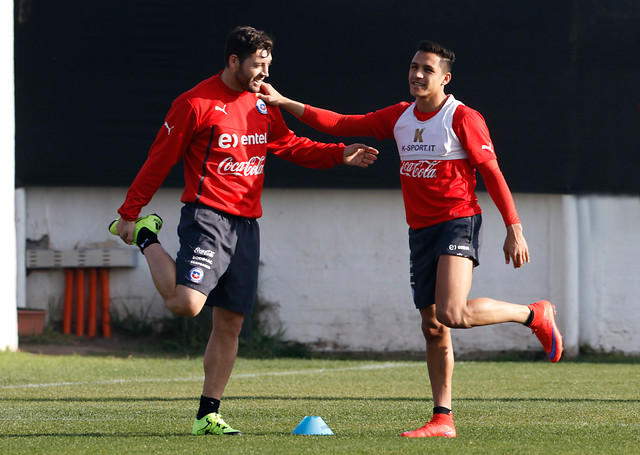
[414,128,425,142]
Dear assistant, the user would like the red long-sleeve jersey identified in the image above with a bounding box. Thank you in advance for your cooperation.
[300,96,520,229]
[118,73,345,221]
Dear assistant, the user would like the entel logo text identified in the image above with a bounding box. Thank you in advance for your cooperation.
[218,132,268,149]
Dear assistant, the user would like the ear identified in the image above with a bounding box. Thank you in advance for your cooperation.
[442,72,452,86]
[228,54,240,71]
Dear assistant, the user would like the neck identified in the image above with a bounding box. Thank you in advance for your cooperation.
[220,68,244,93]
[415,93,448,113]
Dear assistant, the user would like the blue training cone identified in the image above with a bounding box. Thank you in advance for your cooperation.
[291,416,334,435]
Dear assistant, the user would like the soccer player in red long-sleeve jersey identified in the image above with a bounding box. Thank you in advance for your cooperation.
[259,40,563,438]
[109,26,378,436]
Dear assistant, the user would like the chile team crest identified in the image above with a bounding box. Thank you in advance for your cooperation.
[256,99,268,115]
[189,267,204,283]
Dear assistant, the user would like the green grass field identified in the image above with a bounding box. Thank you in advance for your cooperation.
[1,352,639,454]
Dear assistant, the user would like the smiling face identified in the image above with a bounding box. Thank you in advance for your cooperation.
[230,48,272,93]
[408,51,451,102]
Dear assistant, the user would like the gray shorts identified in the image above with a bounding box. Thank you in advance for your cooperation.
[409,214,481,309]
[176,203,260,315]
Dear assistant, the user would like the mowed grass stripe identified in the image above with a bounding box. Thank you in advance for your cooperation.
[0,361,421,390]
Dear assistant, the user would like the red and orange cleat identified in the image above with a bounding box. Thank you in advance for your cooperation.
[528,300,563,362]
[400,413,456,438]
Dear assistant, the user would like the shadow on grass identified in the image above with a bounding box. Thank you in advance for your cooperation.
[5,395,639,404]
[2,396,195,403]
[227,395,640,404]
[1,432,195,438]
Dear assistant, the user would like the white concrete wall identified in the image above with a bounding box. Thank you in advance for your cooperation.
[19,187,640,356]
[576,197,640,353]
[1,1,17,352]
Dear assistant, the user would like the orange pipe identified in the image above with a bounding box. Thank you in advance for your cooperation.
[99,268,111,338]
[63,269,74,334]
[75,268,85,337]
[87,268,98,338]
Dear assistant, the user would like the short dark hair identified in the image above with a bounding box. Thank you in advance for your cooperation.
[416,40,455,72]
[224,26,274,66]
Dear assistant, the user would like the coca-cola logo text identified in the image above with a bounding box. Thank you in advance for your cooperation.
[399,160,440,179]
[194,247,215,257]
[218,156,266,177]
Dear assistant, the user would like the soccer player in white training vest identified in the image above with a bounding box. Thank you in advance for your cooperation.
[258,39,563,438]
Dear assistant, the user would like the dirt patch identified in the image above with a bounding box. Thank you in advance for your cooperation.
[18,333,160,357]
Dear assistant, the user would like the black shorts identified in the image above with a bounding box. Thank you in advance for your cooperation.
[409,214,481,309]
[175,203,260,315]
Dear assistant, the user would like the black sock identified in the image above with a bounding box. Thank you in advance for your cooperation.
[433,406,452,416]
[524,309,534,326]
[136,227,159,253]
[197,395,220,420]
